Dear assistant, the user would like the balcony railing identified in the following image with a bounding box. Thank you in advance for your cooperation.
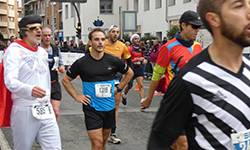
[25,10,34,16]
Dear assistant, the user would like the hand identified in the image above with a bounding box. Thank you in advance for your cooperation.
[138,57,144,61]
[58,66,65,73]
[142,59,147,65]
[32,86,46,98]
[75,95,91,105]
[141,97,152,108]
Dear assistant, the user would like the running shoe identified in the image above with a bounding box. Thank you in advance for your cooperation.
[140,105,146,112]
[108,134,121,144]
[121,93,127,105]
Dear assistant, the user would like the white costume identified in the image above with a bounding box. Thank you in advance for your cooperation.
[3,41,61,150]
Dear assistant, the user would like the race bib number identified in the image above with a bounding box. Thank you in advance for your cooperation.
[231,129,250,150]
[95,83,112,98]
[133,57,140,65]
[32,104,53,120]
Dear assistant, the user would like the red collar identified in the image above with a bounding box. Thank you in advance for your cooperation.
[15,40,38,52]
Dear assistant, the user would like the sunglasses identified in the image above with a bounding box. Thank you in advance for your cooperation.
[20,26,42,32]
[189,24,201,30]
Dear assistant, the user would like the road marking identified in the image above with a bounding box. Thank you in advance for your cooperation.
[0,128,11,150]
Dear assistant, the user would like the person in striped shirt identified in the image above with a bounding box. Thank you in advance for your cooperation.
[148,0,250,149]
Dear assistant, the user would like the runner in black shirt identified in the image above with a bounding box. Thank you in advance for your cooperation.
[62,28,133,150]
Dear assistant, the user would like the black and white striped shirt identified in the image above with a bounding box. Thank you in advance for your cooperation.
[148,48,250,150]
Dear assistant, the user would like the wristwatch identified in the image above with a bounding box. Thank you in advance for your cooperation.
[116,86,122,92]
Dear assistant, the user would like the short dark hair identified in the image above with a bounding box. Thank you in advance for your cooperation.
[198,0,225,35]
[88,28,105,41]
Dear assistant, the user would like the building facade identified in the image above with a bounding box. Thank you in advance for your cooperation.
[62,0,202,45]
[22,0,62,41]
[0,0,19,41]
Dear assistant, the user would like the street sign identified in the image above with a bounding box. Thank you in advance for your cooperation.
[50,0,87,2]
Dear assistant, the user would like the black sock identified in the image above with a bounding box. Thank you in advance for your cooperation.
[111,126,116,135]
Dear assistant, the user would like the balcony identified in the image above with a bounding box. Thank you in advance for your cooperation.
[0,9,7,15]
[25,10,34,16]
[0,0,7,3]
[36,8,45,16]
[59,22,63,30]
[8,10,15,17]
[9,22,15,29]
[24,0,38,5]
[0,21,7,27]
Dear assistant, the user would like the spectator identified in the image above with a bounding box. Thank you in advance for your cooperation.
[78,39,85,51]
[162,37,168,45]
[0,32,3,42]
[149,39,161,73]
[0,41,5,50]
[73,43,78,50]
[10,36,15,43]
[6,40,11,47]
[55,40,62,50]
[61,41,70,52]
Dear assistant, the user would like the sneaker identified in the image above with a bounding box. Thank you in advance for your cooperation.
[121,93,127,105]
[108,134,121,144]
[140,105,146,112]
[35,138,40,145]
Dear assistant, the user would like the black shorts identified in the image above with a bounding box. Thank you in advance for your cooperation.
[51,81,62,101]
[82,105,115,130]
[128,67,144,89]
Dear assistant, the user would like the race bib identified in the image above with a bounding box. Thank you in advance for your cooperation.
[231,129,250,150]
[51,56,59,71]
[31,104,53,120]
[133,57,140,65]
[95,83,112,98]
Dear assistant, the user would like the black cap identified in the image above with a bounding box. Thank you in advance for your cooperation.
[179,10,202,26]
[19,14,42,28]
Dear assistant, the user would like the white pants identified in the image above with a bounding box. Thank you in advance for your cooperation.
[11,105,61,150]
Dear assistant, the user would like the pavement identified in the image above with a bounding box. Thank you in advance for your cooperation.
[0,74,163,150]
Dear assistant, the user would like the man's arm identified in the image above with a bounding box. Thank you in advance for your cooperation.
[125,57,133,70]
[115,67,133,93]
[141,64,166,108]
[147,76,193,150]
[61,74,91,105]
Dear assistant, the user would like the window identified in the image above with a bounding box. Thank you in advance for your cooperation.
[9,17,14,22]
[71,4,74,17]
[54,15,57,25]
[183,0,191,3]
[134,0,138,12]
[169,0,175,6]
[156,0,162,9]
[100,0,113,14]
[0,3,2,8]
[9,29,14,34]
[144,0,149,11]
[9,5,14,10]
[0,16,2,21]
[65,5,68,19]
[47,16,49,25]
